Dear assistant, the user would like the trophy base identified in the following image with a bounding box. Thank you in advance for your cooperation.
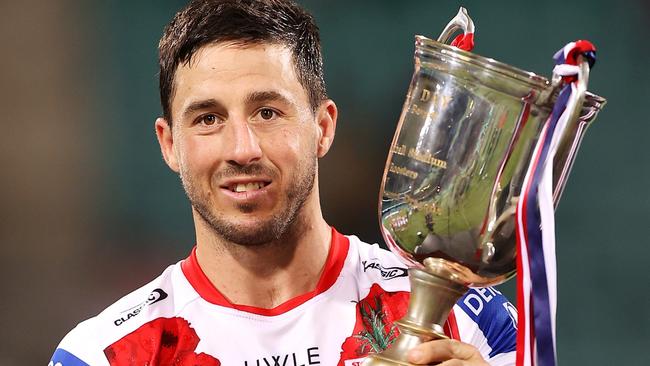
[361,267,467,366]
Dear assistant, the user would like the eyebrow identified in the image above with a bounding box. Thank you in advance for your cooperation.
[245,90,293,106]
[180,91,294,120]
[182,98,223,119]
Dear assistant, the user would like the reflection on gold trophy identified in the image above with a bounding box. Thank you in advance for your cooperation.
[363,8,605,366]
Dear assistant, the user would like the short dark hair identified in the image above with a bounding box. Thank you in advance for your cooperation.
[158,0,327,123]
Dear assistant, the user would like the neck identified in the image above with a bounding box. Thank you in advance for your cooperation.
[193,194,331,309]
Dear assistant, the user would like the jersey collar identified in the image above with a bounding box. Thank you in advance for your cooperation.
[181,227,349,316]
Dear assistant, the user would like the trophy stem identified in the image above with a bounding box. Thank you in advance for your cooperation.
[362,268,468,366]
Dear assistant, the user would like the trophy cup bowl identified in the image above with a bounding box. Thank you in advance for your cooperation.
[362,8,606,366]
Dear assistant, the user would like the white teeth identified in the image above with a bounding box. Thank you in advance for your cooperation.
[233,182,265,192]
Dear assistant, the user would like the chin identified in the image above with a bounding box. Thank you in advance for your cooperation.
[201,209,294,246]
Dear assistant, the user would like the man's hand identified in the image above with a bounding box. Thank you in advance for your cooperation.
[407,339,489,366]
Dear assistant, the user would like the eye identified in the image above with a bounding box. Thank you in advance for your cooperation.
[257,108,278,121]
[196,113,221,126]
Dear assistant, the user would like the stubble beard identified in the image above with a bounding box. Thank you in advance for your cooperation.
[180,157,316,247]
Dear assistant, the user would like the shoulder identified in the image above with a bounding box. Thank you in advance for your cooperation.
[453,287,517,364]
[344,234,410,293]
[50,262,196,365]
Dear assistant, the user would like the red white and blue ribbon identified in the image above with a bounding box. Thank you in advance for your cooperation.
[515,40,597,366]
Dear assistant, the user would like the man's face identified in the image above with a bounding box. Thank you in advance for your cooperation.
[157,43,332,245]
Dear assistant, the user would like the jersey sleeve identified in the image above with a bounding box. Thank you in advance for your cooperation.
[49,319,108,366]
[49,264,181,366]
[453,287,517,366]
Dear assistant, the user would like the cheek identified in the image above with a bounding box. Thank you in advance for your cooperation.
[265,126,315,162]
[177,136,220,175]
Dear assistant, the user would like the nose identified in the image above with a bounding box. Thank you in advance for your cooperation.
[224,118,263,166]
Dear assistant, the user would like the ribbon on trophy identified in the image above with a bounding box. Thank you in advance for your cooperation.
[515,40,597,366]
[450,32,475,51]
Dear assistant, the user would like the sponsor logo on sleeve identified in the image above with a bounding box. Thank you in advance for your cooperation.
[362,260,408,280]
[113,288,168,326]
[458,287,517,357]
[461,287,502,316]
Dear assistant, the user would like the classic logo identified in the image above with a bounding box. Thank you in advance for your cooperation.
[113,288,168,326]
[362,260,407,280]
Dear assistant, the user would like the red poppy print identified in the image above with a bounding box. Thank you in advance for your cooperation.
[337,284,409,365]
[104,317,220,366]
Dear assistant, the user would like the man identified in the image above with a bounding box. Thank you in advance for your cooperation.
[51,0,516,365]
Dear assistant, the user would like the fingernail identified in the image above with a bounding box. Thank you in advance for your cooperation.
[408,349,422,363]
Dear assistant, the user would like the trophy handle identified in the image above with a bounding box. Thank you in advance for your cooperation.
[551,57,606,206]
[437,7,475,45]
[480,58,601,272]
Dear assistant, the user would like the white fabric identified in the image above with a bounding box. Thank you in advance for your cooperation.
[53,235,516,366]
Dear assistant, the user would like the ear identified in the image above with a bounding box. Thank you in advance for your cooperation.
[155,117,180,173]
[315,100,337,158]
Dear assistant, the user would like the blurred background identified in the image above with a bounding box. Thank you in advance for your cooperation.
[1,0,648,364]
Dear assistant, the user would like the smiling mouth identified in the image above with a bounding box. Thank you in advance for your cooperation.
[228,181,269,192]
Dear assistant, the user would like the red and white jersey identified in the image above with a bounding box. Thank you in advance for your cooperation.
[51,228,516,366]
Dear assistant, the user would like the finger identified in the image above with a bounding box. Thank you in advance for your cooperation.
[436,360,465,366]
[407,339,483,364]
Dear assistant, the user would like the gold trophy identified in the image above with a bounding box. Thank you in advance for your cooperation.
[363,8,605,365]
